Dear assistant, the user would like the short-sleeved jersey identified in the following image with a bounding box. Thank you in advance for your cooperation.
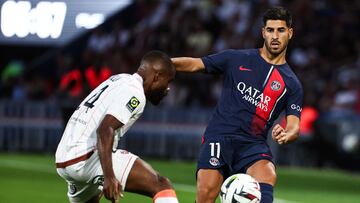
[202,49,303,141]
[55,73,146,162]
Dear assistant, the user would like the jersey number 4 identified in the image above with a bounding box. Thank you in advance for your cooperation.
[84,85,109,109]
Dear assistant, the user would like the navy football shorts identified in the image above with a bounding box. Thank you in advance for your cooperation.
[197,136,274,179]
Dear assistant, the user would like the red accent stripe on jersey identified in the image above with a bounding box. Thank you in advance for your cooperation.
[252,68,286,135]
[55,150,94,168]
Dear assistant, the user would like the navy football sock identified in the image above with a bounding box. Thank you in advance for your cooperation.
[259,183,273,203]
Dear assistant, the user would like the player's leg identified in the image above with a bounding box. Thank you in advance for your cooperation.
[234,140,276,203]
[196,137,229,203]
[246,159,276,203]
[57,163,103,203]
[196,168,223,203]
[125,158,178,203]
[85,195,101,203]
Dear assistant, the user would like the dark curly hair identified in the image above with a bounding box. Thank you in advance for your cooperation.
[263,7,293,28]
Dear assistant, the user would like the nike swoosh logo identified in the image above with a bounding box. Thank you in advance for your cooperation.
[239,66,252,71]
[261,153,272,158]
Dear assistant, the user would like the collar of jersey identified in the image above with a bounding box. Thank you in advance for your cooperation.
[256,49,288,67]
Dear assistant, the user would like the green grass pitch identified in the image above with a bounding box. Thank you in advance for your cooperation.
[1,153,360,203]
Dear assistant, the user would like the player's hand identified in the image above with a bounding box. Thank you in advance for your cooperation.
[103,177,122,203]
[272,124,288,145]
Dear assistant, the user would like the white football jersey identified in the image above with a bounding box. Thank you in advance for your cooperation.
[56,73,146,162]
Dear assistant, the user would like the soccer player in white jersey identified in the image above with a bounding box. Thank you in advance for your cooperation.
[55,50,178,203]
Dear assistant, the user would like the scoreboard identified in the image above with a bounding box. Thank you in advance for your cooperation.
[0,0,132,46]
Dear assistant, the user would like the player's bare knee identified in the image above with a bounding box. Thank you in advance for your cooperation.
[259,168,277,186]
[269,169,277,185]
[158,174,172,188]
[265,164,277,184]
[152,173,173,195]
[197,181,219,199]
[197,186,218,200]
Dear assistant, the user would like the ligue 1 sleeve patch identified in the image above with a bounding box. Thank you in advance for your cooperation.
[126,96,140,112]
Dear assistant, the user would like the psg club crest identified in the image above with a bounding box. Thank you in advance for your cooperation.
[209,157,220,166]
[270,80,281,91]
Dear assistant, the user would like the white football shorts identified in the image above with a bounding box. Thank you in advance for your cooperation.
[56,150,138,203]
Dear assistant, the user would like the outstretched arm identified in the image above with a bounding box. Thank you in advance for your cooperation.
[272,115,300,145]
[97,114,123,202]
[171,57,205,72]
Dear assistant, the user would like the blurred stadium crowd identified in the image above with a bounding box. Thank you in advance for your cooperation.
[0,0,360,136]
[1,0,360,169]
[1,0,360,116]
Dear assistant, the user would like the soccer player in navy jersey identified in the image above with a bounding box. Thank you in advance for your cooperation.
[172,7,302,203]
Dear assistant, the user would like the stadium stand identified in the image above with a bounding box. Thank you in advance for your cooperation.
[1,0,360,170]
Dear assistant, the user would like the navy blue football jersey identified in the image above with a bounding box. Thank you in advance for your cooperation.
[201,49,303,141]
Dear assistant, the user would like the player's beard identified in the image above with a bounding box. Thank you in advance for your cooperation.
[147,88,167,105]
[265,39,288,57]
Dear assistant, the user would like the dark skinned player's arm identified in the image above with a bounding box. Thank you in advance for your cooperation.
[97,114,122,179]
[171,57,205,72]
